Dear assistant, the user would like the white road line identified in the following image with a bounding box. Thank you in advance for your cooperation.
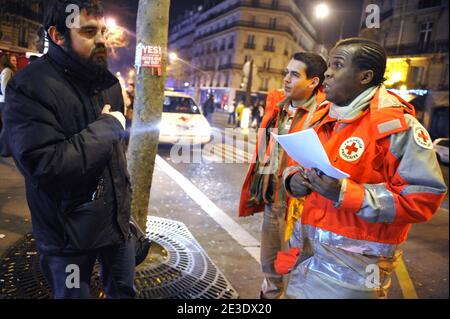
[155,155,261,263]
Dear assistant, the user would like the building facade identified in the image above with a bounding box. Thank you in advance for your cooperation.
[360,0,448,137]
[168,0,322,107]
[0,0,44,68]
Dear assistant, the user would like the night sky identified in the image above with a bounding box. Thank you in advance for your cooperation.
[103,0,364,75]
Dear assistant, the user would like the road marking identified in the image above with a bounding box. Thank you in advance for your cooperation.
[155,155,261,264]
[395,257,418,299]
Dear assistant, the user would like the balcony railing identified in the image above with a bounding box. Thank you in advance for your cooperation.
[218,63,243,70]
[385,40,448,56]
[195,0,315,40]
[259,68,283,75]
[263,45,275,52]
[3,4,43,23]
[194,20,295,41]
[244,43,256,49]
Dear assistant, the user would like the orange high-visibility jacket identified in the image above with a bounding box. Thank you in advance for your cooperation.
[239,90,325,217]
[284,87,447,245]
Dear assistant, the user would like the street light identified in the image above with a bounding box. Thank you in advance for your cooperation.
[106,18,118,30]
[315,3,330,19]
[169,52,178,61]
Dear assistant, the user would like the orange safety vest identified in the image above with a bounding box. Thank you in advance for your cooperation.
[239,90,325,217]
[293,87,446,245]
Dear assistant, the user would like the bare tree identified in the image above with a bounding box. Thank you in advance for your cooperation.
[127,0,171,231]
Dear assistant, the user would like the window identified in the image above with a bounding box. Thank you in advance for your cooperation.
[163,96,200,114]
[419,22,433,51]
[225,72,230,87]
[245,35,256,49]
[264,37,275,51]
[19,27,28,48]
[269,18,277,29]
[411,67,425,84]
[250,15,256,26]
[271,0,279,9]
[228,36,234,49]
[261,78,269,91]
[263,58,272,70]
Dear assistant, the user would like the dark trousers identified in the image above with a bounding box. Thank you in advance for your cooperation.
[40,239,136,299]
[227,112,236,125]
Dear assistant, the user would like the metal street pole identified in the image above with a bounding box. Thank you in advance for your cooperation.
[245,59,253,107]
[127,0,170,231]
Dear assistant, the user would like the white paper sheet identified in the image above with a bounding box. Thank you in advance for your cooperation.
[271,129,350,179]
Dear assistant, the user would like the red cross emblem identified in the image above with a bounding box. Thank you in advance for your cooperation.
[179,116,189,122]
[340,137,365,161]
[345,142,359,155]
[417,130,429,143]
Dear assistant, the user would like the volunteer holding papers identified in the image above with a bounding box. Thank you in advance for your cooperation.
[278,38,447,299]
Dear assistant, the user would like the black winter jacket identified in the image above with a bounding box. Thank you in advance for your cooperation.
[1,42,132,255]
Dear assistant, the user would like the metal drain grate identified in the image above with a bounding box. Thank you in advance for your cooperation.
[0,217,239,299]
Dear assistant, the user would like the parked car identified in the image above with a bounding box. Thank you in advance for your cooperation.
[433,137,449,164]
[158,91,211,145]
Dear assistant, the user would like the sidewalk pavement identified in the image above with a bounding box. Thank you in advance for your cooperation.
[0,157,32,257]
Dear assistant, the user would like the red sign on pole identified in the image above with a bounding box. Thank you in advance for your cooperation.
[135,43,162,76]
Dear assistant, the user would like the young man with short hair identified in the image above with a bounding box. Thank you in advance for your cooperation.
[239,52,327,299]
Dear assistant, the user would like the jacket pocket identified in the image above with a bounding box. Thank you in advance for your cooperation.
[63,199,110,251]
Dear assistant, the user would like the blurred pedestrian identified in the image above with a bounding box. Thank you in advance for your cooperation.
[1,0,136,299]
[227,99,236,125]
[203,94,215,124]
[235,100,245,128]
[0,54,17,142]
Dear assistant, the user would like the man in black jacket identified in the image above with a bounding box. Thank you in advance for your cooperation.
[1,0,135,298]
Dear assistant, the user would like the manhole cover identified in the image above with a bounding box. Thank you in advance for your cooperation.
[0,217,239,299]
